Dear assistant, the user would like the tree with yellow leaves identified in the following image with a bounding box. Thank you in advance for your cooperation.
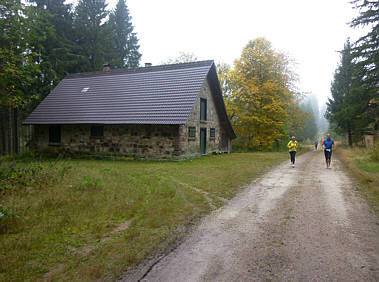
[221,38,304,150]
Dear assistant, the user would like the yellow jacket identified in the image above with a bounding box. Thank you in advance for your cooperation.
[287,140,298,152]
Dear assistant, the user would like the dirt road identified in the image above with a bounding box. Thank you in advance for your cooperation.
[122,151,379,281]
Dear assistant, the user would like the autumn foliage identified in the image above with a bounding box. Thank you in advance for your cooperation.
[220,38,305,150]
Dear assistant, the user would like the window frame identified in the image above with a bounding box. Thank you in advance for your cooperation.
[90,125,104,138]
[210,128,216,138]
[188,126,196,138]
[49,125,61,144]
[200,98,207,121]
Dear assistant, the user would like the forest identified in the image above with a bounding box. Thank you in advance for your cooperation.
[0,0,377,155]
[0,0,141,154]
[326,0,378,146]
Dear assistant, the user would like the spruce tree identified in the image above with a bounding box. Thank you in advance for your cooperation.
[350,0,379,87]
[73,0,108,72]
[27,0,77,78]
[326,40,369,146]
[106,0,141,68]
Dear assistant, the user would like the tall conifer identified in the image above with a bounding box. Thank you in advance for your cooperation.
[326,40,369,145]
[73,0,108,72]
[106,0,141,68]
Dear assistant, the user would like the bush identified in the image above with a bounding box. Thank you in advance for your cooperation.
[0,204,10,221]
[0,150,37,162]
[0,160,70,192]
[0,204,17,233]
[370,143,379,161]
[77,176,101,190]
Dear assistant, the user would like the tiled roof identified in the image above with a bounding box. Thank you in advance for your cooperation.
[23,60,236,138]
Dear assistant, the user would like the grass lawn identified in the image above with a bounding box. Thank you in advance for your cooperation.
[0,152,288,281]
[336,146,379,215]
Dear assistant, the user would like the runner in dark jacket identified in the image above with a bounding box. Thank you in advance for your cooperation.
[322,133,335,169]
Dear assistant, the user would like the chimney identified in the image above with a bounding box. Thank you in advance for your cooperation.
[145,63,152,67]
[103,63,111,72]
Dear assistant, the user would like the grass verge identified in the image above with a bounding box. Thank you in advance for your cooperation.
[335,146,379,215]
[0,152,287,281]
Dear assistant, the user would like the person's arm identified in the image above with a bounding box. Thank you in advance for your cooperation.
[322,140,325,150]
[332,140,335,150]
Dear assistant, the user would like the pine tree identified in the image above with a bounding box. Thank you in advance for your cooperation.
[73,0,108,72]
[27,0,78,78]
[106,0,141,68]
[350,0,379,87]
[326,40,368,146]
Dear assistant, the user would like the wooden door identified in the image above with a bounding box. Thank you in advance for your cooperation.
[200,128,206,155]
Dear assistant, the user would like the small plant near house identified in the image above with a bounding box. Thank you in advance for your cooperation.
[77,175,102,190]
[0,204,17,233]
[370,143,379,161]
[0,204,10,221]
[0,159,70,191]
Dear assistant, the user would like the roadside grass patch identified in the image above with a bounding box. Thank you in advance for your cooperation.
[0,152,287,281]
[336,146,379,215]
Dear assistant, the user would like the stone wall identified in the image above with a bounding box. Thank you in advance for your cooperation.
[33,124,180,159]
[178,78,230,157]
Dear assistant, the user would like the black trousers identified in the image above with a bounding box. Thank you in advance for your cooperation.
[324,149,332,160]
[289,151,296,164]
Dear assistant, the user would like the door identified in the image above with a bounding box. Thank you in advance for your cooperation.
[200,128,206,154]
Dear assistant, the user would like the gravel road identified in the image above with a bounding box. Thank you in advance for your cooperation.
[123,151,379,282]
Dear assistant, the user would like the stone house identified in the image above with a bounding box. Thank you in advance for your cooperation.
[23,61,236,158]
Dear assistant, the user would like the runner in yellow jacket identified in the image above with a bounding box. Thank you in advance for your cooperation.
[287,136,298,168]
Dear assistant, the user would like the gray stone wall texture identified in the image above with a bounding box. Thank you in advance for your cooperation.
[32,79,231,158]
[33,124,180,159]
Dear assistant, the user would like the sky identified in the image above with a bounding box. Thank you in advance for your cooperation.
[69,0,366,108]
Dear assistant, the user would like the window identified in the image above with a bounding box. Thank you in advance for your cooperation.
[49,126,61,143]
[91,126,104,137]
[81,87,90,93]
[210,128,215,138]
[200,98,207,121]
[188,127,196,138]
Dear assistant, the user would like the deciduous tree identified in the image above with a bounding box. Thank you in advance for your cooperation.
[162,52,198,64]
[223,38,301,150]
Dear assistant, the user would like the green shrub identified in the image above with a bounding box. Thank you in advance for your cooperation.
[0,150,37,162]
[0,204,17,233]
[0,160,70,191]
[77,175,101,190]
[0,204,10,221]
[370,143,379,161]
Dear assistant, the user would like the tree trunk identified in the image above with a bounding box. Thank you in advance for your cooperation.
[0,108,6,155]
[13,108,19,154]
[347,124,353,147]
[8,107,12,154]
[0,107,20,155]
